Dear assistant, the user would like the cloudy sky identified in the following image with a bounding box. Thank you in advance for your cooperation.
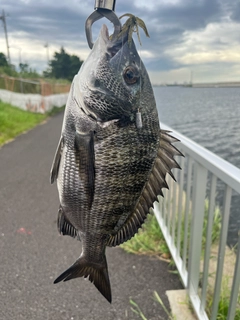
[1,0,240,84]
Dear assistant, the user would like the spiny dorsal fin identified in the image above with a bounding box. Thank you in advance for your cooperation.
[107,129,183,247]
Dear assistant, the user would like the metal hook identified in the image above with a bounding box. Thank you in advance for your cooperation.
[85,0,121,49]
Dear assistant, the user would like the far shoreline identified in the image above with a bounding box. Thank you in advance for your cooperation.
[153,82,240,88]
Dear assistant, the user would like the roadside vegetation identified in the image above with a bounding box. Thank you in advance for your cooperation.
[130,291,176,320]
[0,101,47,145]
[0,48,84,95]
[0,48,83,82]
[121,201,238,320]
[0,101,64,146]
[206,276,240,320]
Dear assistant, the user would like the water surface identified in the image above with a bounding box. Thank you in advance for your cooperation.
[153,86,240,246]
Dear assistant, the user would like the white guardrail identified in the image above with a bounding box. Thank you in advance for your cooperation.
[152,123,240,320]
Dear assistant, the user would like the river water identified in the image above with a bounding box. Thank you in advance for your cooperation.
[153,86,240,246]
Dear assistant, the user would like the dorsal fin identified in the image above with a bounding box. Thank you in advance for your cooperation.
[107,129,183,247]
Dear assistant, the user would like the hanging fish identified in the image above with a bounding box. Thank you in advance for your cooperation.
[50,22,182,303]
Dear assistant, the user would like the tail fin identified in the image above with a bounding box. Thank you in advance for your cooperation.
[54,256,112,303]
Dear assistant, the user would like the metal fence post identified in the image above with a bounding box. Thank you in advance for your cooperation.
[187,162,207,296]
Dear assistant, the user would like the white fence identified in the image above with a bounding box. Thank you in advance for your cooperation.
[153,124,240,320]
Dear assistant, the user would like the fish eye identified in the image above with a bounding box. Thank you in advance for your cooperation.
[123,66,139,85]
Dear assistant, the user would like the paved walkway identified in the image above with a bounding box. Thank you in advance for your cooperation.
[0,112,183,320]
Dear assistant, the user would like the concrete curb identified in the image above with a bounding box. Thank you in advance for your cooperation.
[167,289,197,320]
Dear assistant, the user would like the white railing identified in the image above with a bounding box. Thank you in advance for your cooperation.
[152,123,240,320]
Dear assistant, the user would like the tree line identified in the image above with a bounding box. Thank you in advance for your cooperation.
[0,47,83,81]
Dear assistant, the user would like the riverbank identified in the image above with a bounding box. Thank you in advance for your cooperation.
[0,101,47,146]
[0,101,65,146]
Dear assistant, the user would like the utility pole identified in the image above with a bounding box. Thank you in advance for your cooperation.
[44,42,49,65]
[18,47,22,65]
[0,9,11,65]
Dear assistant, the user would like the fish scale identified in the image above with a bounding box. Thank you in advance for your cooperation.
[50,23,182,303]
[92,122,156,223]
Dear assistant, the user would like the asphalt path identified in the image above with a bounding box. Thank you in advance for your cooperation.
[0,111,182,320]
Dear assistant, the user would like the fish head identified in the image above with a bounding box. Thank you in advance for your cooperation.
[76,24,156,122]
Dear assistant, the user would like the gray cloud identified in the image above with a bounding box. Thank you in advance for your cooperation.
[3,2,87,42]
[153,0,221,29]
[230,0,240,21]
[1,0,240,80]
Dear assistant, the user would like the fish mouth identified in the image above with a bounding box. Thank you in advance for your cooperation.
[100,24,128,58]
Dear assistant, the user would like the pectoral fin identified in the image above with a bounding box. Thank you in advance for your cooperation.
[50,136,63,184]
[74,131,95,209]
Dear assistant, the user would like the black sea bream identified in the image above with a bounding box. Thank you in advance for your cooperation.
[50,24,182,303]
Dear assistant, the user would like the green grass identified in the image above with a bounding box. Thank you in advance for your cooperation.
[0,101,64,146]
[179,199,222,258]
[130,291,176,320]
[206,276,240,320]
[120,213,171,259]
